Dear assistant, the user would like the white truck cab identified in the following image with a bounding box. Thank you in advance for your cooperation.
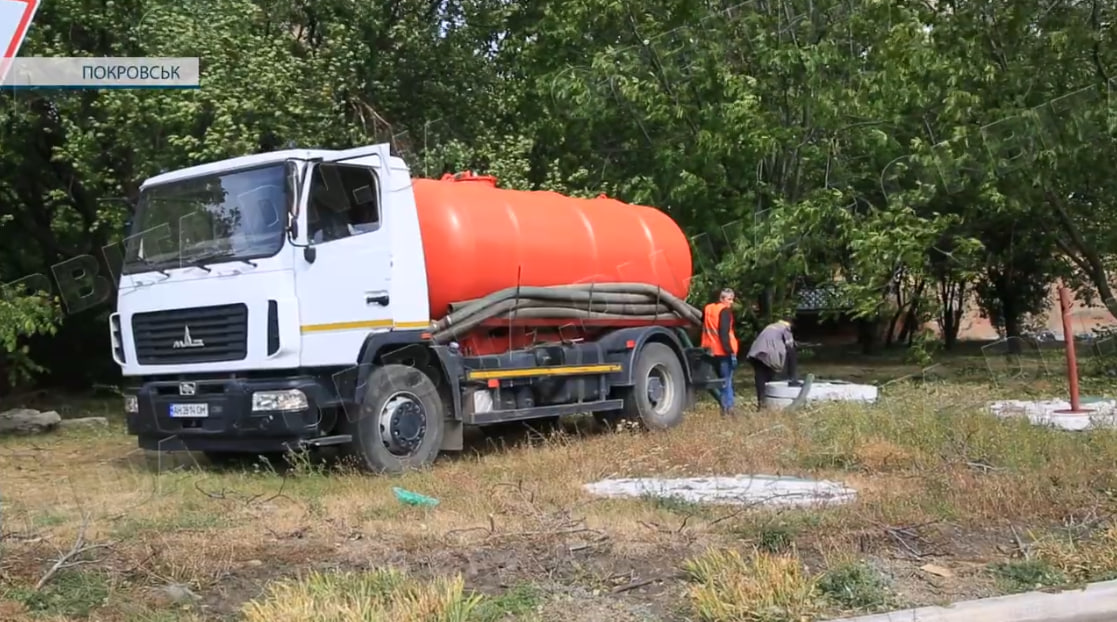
[116,144,436,458]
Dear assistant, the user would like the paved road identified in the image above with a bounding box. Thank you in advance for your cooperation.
[825,580,1117,622]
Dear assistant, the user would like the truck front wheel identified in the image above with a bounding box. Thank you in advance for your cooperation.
[346,364,445,473]
[606,342,687,430]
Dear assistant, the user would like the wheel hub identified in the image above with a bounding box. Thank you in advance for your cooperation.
[379,395,426,456]
[646,375,666,404]
[646,363,675,415]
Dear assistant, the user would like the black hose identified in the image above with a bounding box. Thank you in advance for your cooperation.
[439,290,698,330]
[446,292,655,314]
[430,282,703,344]
[435,283,701,333]
[450,299,674,316]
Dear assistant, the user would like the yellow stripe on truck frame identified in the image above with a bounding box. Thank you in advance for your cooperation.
[466,363,622,381]
[300,320,431,333]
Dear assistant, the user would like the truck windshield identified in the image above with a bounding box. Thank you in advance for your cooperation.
[122,163,291,274]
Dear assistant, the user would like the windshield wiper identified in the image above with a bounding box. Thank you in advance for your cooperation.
[129,258,170,277]
[189,252,257,271]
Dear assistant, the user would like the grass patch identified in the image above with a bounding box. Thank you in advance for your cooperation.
[641,492,717,520]
[5,345,1117,618]
[110,508,229,537]
[988,559,1068,593]
[3,569,110,618]
[241,568,484,622]
[471,584,541,621]
[1028,524,1117,583]
[728,514,821,555]
[683,547,820,622]
[817,560,895,612]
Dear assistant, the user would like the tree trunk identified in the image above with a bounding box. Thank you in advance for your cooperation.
[938,280,965,351]
[1002,296,1022,354]
[901,307,919,346]
[885,307,903,347]
[898,280,925,346]
[942,294,963,350]
[857,318,879,355]
[760,287,774,323]
[1048,190,1117,319]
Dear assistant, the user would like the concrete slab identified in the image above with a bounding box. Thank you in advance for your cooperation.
[823,577,1117,622]
[986,398,1117,431]
[583,474,857,508]
[764,379,879,411]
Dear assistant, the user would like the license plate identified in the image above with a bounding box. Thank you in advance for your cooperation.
[169,403,209,418]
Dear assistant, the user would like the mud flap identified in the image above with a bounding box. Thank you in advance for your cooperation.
[440,418,463,451]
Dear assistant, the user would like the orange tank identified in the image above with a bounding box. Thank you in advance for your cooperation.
[411,172,694,321]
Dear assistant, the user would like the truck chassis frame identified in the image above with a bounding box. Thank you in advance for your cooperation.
[125,324,724,472]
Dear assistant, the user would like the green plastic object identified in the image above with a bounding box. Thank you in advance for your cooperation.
[393,487,439,507]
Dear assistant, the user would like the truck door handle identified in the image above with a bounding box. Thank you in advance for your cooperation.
[366,294,390,306]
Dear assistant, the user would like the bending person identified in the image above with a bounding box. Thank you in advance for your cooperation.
[746,318,801,411]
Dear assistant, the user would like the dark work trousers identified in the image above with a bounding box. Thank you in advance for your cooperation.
[748,357,776,408]
[748,347,799,408]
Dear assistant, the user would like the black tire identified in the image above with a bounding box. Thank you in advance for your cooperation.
[619,342,688,430]
[345,364,445,473]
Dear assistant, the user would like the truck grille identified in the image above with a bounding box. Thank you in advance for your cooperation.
[131,303,249,365]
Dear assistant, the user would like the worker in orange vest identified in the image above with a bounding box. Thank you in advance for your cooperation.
[701,288,739,416]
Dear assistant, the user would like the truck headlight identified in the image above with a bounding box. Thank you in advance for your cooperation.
[252,389,308,412]
[123,395,138,414]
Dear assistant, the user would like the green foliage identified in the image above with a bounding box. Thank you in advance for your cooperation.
[988,559,1068,594]
[0,283,59,386]
[4,569,111,618]
[2,0,1116,385]
[817,561,895,612]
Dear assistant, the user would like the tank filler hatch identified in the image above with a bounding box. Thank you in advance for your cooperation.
[440,170,498,187]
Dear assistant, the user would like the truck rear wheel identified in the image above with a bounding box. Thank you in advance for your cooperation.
[346,364,445,473]
[614,342,687,430]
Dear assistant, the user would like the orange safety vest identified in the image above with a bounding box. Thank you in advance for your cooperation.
[701,301,738,356]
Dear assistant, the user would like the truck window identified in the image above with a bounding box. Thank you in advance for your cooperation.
[306,163,381,243]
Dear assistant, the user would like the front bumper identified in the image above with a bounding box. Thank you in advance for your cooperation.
[125,375,336,453]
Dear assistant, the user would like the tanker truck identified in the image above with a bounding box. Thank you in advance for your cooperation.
[113,142,724,472]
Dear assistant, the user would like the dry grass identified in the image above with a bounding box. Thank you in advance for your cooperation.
[684,548,821,622]
[241,568,481,622]
[1030,524,1117,582]
[3,348,1117,619]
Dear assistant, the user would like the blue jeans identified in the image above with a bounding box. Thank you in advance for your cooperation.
[716,355,736,412]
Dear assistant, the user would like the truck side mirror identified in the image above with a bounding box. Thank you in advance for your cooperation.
[303,245,316,264]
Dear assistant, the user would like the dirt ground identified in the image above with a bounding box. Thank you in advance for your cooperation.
[3,344,1117,621]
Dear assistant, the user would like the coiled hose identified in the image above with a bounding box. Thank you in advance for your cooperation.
[430,283,702,344]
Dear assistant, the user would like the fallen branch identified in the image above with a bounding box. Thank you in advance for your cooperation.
[965,460,1005,473]
[1011,525,1030,560]
[610,577,658,593]
[35,513,112,591]
[611,570,686,594]
[194,475,291,508]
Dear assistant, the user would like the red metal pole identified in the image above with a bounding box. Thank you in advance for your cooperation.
[1057,285,1090,414]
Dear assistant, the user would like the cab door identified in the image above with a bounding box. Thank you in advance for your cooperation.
[294,145,395,367]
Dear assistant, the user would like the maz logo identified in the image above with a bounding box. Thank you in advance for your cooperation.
[172,326,205,349]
